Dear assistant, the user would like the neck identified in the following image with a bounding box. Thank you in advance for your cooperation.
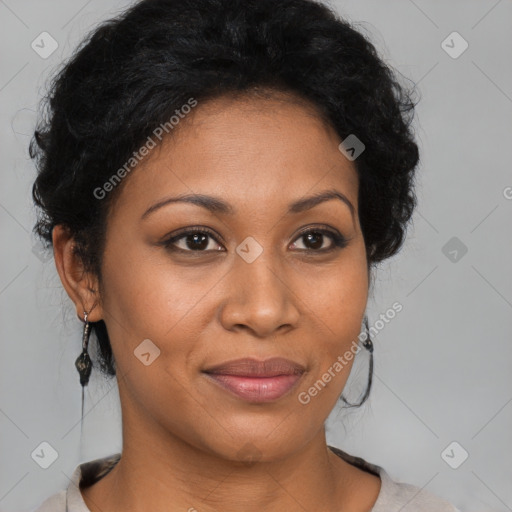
[81,427,365,511]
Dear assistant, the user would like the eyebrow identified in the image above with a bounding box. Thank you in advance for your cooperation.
[141,188,355,221]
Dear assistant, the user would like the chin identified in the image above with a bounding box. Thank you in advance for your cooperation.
[194,430,308,465]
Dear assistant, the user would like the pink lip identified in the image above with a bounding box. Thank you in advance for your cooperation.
[202,357,306,402]
[204,374,303,402]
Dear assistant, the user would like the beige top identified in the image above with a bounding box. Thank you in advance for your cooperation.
[33,446,461,511]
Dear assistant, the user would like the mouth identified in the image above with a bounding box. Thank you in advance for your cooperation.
[202,357,306,403]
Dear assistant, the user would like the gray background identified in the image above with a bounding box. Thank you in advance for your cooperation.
[1,0,511,511]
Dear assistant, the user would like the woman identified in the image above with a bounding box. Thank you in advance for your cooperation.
[31,0,460,510]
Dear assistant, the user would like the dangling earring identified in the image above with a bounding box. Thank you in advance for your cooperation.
[362,315,374,353]
[75,310,93,432]
[340,314,374,408]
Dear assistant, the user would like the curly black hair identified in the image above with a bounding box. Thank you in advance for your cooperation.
[31,0,420,384]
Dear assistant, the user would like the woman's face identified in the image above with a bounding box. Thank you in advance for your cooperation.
[90,93,368,461]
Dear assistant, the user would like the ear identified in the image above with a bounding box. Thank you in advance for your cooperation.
[52,225,103,322]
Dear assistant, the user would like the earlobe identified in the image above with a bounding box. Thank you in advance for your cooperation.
[52,224,103,322]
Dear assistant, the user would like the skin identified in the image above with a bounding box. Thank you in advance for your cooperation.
[53,91,381,512]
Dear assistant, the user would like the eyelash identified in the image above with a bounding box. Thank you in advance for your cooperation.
[161,225,349,254]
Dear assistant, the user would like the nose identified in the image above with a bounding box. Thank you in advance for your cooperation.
[218,251,300,338]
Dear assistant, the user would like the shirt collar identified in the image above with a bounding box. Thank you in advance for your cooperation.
[66,453,121,511]
[65,448,393,511]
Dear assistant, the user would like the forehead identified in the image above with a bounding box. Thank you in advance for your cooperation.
[111,92,359,217]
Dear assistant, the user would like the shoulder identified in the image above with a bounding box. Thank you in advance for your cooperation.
[375,473,461,512]
[31,452,121,512]
[328,445,461,512]
[31,490,66,512]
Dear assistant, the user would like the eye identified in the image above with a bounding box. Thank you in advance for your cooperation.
[161,225,349,254]
[289,227,348,252]
[162,227,224,253]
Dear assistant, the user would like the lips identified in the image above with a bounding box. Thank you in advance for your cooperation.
[202,357,306,402]
[203,357,306,377]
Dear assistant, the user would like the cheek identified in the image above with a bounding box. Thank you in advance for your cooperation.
[297,246,368,396]
[98,235,223,385]
[98,250,209,425]
[301,245,368,335]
